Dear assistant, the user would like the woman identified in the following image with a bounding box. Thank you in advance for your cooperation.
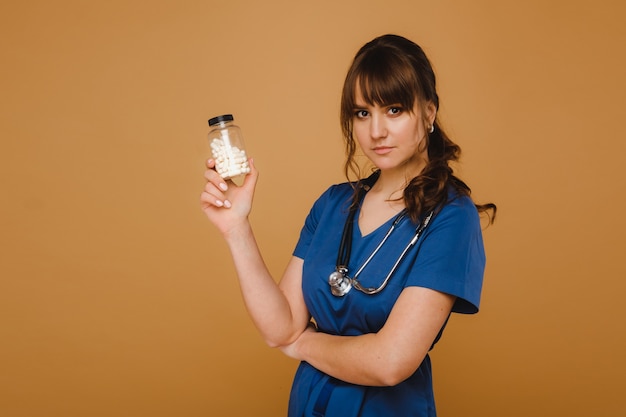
[201,34,496,417]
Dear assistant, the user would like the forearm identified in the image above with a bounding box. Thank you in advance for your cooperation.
[224,220,304,347]
[287,288,455,386]
[293,330,415,387]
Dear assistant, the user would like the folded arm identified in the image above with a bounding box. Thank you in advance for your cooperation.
[281,286,455,386]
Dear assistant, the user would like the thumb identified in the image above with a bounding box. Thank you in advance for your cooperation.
[242,157,259,187]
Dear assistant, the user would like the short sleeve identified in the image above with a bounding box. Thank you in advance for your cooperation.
[407,196,486,314]
[293,185,344,260]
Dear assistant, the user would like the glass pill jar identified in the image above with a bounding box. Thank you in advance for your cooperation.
[207,114,251,181]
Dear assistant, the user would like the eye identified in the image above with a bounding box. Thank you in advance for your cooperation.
[387,106,404,116]
[354,109,369,119]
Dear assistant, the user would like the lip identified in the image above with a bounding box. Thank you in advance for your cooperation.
[372,146,393,155]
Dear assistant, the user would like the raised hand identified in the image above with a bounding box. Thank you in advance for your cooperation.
[200,157,259,237]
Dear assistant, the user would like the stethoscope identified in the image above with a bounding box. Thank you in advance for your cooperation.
[328,174,436,297]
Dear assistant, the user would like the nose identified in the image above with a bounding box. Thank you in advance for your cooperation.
[369,113,388,139]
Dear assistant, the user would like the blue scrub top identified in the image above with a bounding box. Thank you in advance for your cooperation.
[289,181,486,417]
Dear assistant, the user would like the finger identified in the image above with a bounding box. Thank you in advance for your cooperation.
[200,190,222,207]
[201,181,229,205]
[203,180,224,196]
[204,168,229,192]
[200,190,229,208]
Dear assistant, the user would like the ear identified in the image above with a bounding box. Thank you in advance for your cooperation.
[425,101,437,126]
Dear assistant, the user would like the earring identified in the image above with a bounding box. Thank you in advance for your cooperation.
[429,124,434,134]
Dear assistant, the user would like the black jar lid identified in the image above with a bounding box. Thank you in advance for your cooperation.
[208,114,234,126]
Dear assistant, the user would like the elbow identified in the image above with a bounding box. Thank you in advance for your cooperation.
[264,338,279,348]
[378,366,414,387]
[376,356,424,387]
[263,336,287,349]
[264,338,285,349]
[262,320,313,349]
[262,332,299,349]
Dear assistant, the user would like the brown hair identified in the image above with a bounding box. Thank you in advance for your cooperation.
[340,34,496,224]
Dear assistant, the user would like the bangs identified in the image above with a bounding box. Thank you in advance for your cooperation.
[352,49,421,111]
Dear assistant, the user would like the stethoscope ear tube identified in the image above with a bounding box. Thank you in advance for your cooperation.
[351,210,435,295]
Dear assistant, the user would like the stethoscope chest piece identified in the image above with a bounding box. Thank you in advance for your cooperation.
[328,267,352,297]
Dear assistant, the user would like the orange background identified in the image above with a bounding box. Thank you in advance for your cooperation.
[2,1,625,416]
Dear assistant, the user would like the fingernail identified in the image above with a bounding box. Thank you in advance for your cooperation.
[223,200,232,208]
[219,182,228,191]
[215,200,224,207]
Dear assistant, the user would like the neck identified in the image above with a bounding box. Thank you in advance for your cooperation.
[370,171,406,198]
[371,160,427,200]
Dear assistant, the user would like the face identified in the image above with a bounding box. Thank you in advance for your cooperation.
[352,85,435,177]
